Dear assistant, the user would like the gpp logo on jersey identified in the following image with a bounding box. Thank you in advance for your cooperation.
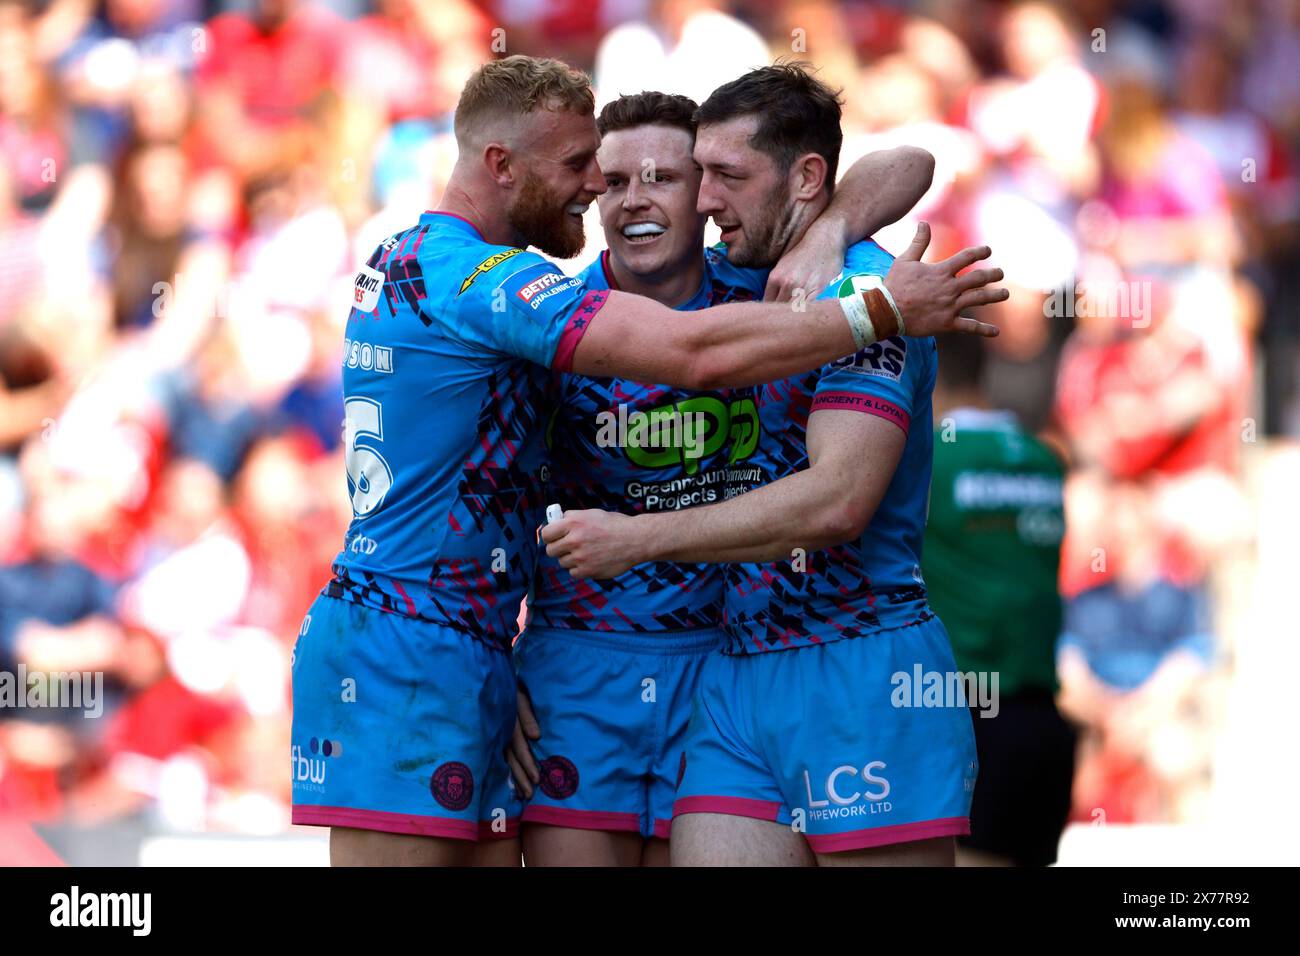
[597,395,759,474]
[353,265,385,312]
[830,336,906,380]
[458,248,523,295]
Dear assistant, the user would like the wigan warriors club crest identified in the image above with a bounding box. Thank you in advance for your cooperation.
[430,761,474,811]
[537,756,580,800]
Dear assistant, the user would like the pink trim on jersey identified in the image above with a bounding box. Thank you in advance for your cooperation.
[672,795,782,821]
[522,805,642,832]
[427,210,485,240]
[810,391,910,434]
[803,815,969,854]
[293,804,479,841]
[552,290,608,372]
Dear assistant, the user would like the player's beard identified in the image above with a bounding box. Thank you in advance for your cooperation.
[726,180,797,269]
[508,170,585,259]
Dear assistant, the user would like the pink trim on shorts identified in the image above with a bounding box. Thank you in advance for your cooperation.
[672,795,782,821]
[293,804,479,842]
[552,290,608,372]
[652,818,673,840]
[521,804,641,833]
[804,815,970,854]
[810,391,910,434]
[478,816,521,841]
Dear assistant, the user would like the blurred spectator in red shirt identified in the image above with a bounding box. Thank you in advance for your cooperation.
[195,0,343,182]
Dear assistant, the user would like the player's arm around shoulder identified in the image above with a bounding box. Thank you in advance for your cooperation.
[432,245,737,386]
[568,287,857,390]
[764,145,936,303]
[570,224,1003,392]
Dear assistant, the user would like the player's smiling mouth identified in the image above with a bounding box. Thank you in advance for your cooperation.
[620,221,667,244]
[566,202,590,219]
[716,222,741,243]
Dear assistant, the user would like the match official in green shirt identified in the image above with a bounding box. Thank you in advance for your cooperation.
[924,335,1077,866]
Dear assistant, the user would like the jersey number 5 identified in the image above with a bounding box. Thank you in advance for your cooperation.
[344,397,393,518]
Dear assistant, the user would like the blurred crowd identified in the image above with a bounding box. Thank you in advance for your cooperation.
[0,0,1294,842]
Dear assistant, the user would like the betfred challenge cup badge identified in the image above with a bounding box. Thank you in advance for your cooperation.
[430,761,475,811]
[537,756,580,800]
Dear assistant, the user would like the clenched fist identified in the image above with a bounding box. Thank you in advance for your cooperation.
[540,509,644,580]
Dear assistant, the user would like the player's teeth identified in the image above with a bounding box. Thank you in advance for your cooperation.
[566,204,589,215]
[622,223,666,238]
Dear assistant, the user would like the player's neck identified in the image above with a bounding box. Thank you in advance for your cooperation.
[436,178,518,247]
[773,194,830,261]
[605,248,706,309]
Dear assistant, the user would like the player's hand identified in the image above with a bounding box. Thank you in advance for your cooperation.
[541,509,641,579]
[883,222,1007,338]
[505,684,541,799]
[764,214,846,305]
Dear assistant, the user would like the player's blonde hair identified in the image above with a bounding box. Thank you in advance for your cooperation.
[454,55,595,145]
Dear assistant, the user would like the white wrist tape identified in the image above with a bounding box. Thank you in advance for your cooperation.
[863,274,904,338]
[839,291,878,350]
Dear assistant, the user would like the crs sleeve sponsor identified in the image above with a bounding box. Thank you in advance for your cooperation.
[829,336,906,380]
[516,271,583,310]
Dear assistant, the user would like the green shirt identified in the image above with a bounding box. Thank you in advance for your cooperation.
[923,408,1064,694]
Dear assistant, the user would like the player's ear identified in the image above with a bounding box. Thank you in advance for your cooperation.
[483,143,514,188]
[791,152,828,201]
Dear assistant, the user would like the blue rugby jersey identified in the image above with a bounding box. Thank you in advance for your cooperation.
[723,239,938,654]
[327,211,607,649]
[528,245,769,631]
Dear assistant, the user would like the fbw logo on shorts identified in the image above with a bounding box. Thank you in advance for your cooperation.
[292,738,341,791]
[802,762,891,821]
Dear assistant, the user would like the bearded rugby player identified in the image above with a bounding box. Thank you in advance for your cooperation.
[290,55,1003,867]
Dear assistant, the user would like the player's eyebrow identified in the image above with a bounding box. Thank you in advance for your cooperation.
[602,156,691,181]
[650,159,690,176]
[560,146,597,166]
[702,158,744,175]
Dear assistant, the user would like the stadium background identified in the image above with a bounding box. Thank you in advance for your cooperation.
[0,0,1296,865]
